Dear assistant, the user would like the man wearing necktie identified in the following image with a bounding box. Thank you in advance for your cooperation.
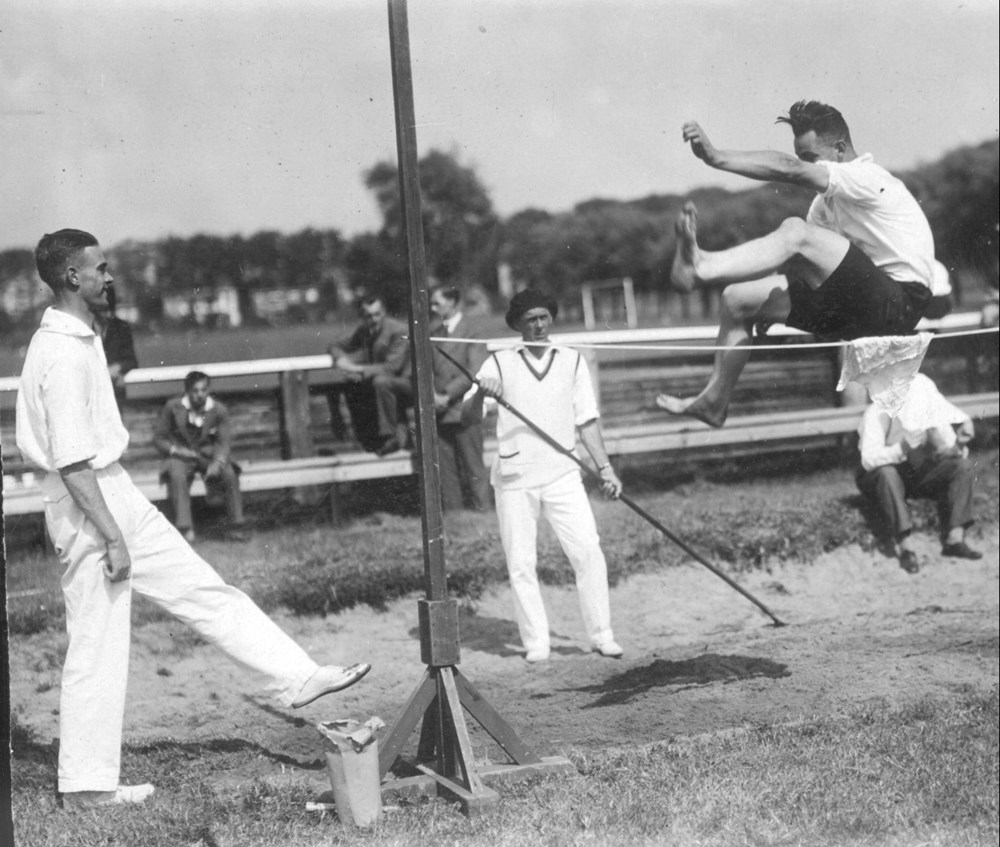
[429,285,490,511]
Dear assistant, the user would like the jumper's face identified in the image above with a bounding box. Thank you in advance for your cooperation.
[517,307,553,344]
[186,379,210,411]
[794,130,843,164]
[430,291,458,322]
[360,300,386,334]
[71,246,113,310]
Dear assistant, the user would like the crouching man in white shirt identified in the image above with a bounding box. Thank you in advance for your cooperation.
[462,289,623,663]
[856,372,982,574]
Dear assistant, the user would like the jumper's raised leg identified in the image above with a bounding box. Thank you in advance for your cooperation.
[657,277,792,426]
[662,203,852,426]
[671,202,849,293]
[670,202,701,293]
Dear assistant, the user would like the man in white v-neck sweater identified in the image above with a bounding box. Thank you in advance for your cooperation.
[463,289,623,663]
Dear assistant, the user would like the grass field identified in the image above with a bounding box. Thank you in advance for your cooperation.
[10,689,998,847]
[9,449,998,635]
[7,447,999,846]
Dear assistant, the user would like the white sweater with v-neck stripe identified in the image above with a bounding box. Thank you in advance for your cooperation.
[475,344,599,490]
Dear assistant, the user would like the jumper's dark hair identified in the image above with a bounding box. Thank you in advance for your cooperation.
[776,100,852,145]
[35,229,99,291]
[430,285,460,305]
[184,370,210,391]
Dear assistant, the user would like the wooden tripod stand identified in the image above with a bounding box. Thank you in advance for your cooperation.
[377,602,573,814]
[378,0,572,815]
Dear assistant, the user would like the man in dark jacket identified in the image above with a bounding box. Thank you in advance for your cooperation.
[328,295,413,455]
[92,285,138,410]
[154,370,246,542]
[429,285,490,511]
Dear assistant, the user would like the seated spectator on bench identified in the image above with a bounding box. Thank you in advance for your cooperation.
[856,372,982,575]
[327,295,413,456]
[154,371,248,542]
[429,284,491,512]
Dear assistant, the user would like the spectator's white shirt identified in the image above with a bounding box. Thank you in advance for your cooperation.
[857,373,970,471]
[809,153,935,288]
[16,307,129,472]
[475,344,598,489]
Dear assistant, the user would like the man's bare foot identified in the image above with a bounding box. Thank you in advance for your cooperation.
[670,201,701,293]
[655,393,727,428]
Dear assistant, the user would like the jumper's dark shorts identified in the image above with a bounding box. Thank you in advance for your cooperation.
[785,243,931,340]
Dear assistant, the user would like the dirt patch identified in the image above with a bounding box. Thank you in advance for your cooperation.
[8,530,998,790]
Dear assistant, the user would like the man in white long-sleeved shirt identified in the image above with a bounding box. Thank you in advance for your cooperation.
[462,289,623,663]
[855,373,981,573]
[16,229,370,808]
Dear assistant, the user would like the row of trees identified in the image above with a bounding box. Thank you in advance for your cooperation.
[1,138,997,333]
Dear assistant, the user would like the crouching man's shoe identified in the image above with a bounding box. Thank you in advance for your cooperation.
[62,784,155,809]
[942,541,983,560]
[292,663,372,709]
[898,549,920,574]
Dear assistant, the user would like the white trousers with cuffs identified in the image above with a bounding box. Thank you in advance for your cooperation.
[43,463,318,793]
[494,471,614,655]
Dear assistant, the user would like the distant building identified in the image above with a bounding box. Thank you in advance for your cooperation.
[0,272,49,319]
[161,285,242,327]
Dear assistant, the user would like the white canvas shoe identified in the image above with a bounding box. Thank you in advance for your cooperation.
[63,783,155,808]
[524,648,550,663]
[592,640,623,658]
[292,663,372,708]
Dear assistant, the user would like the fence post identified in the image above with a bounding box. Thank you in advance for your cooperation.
[279,369,321,504]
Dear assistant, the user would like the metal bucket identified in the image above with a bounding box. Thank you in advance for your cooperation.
[317,717,385,827]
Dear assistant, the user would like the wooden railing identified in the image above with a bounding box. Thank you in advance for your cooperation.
[3,313,996,521]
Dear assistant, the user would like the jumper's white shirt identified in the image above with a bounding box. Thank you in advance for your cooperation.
[16,307,129,472]
[857,373,970,472]
[809,153,935,288]
[475,344,599,490]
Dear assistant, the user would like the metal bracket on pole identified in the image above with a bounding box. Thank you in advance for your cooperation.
[378,0,573,816]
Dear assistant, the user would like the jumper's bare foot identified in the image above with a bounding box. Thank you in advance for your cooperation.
[670,201,701,293]
[655,393,727,428]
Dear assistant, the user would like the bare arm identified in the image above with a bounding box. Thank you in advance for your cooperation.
[577,418,622,499]
[682,121,829,192]
[858,407,905,472]
[59,461,131,582]
[460,376,498,427]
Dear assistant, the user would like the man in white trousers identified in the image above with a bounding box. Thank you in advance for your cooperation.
[16,230,371,809]
[463,289,623,663]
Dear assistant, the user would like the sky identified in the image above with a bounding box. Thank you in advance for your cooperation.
[1,0,997,252]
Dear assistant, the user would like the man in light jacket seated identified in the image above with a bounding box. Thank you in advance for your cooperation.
[856,372,982,574]
[154,370,246,543]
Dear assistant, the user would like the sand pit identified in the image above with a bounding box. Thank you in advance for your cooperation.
[8,529,997,797]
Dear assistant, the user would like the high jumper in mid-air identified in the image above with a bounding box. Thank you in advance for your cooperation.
[658,100,935,427]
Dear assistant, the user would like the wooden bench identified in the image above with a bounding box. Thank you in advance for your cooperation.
[6,392,997,521]
[603,392,1000,459]
[2,450,427,520]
